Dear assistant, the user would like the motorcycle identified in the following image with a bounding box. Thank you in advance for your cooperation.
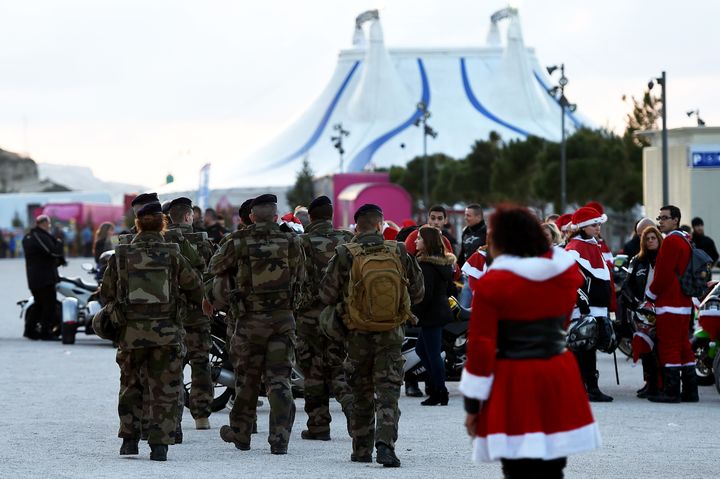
[692,282,720,389]
[183,312,305,412]
[403,297,470,386]
[17,253,108,344]
[611,254,635,358]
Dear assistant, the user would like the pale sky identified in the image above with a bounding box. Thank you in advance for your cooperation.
[0,0,716,188]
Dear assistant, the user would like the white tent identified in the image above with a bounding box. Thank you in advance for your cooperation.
[210,8,586,189]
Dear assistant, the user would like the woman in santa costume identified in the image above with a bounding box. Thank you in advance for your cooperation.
[460,206,600,479]
[565,206,614,402]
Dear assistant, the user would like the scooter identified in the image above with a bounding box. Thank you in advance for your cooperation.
[18,255,107,344]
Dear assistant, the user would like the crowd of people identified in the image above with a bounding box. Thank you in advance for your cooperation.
[19,191,718,477]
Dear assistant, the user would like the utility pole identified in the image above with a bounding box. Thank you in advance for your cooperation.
[546,64,577,213]
[414,102,437,212]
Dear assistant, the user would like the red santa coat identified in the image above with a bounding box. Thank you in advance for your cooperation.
[462,249,488,290]
[646,231,692,314]
[565,237,613,317]
[459,248,601,462]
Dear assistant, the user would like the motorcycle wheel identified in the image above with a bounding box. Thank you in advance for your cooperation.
[713,353,720,394]
[61,322,77,345]
[695,346,715,386]
[183,335,234,412]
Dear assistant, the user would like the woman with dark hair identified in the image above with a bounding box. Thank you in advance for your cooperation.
[565,206,614,402]
[93,221,115,263]
[460,205,599,478]
[412,226,456,405]
[621,226,663,398]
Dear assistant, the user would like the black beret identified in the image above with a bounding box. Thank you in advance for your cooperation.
[161,201,172,215]
[131,192,159,207]
[354,203,383,223]
[239,198,254,217]
[250,194,277,208]
[136,202,163,217]
[169,197,193,210]
[308,195,332,213]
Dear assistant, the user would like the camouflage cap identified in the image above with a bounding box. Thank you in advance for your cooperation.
[131,192,159,207]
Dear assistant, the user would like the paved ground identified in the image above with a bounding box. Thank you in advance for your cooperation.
[1,258,718,478]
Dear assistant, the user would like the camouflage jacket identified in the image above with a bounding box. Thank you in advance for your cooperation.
[164,224,211,326]
[209,221,304,328]
[100,231,203,349]
[319,231,425,322]
[296,220,353,315]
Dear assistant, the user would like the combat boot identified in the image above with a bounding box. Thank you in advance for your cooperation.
[351,453,372,463]
[149,444,167,461]
[648,367,681,403]
[301,430,331,441]
[119,438,139,455]
[586,370,613,402]
[220,425,250,450]
[680,366,699,403]
[376,443,401,468]
[270,444,288,455]
[195,417,211,430]
[174,424,183,444]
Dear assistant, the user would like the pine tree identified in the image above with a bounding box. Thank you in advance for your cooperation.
[286,158,315,209]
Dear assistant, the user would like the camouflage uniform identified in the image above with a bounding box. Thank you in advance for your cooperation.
[165,224,215,421]
[209,220,304,450]
[100,231,203,446]
[296,220,354,437]
[319,232,424,459]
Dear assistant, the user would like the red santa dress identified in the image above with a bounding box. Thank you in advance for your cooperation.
[459,248,601,462]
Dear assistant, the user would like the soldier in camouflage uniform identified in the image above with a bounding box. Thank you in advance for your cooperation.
[208,194,303,454]
[295,196,353,441]
[166,197,216,431]
[100,201,203,461]
[319,204,424,468]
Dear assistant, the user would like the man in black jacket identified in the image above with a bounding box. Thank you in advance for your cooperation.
[458,204,486,267]
[692,217,719,269]
[23,215,66,340]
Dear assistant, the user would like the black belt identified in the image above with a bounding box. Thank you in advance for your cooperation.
[496,316,567,359]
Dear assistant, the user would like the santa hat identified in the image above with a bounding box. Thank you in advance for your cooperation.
[584,201,605,215]
[555,213,573,232]
[631,332,654,363]
[572,206,607,230]
[280,213,304,233]
[383,222,399,240]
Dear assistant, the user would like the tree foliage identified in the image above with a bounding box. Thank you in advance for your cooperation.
[286,158,316,209]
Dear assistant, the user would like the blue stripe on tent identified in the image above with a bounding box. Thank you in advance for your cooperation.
[532,71,583,129]
[346,58,430,172]
[460,58,531,138]
[263,60,361,170]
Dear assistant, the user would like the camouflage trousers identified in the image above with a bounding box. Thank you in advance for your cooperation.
[227,316,296,448]
[296,314,352,435]
[345,326,404,457]
[116,345,182,445]
[183,323,213,419]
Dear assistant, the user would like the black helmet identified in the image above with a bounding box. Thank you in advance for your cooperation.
[595,316,618,353]
[567,315,598,352]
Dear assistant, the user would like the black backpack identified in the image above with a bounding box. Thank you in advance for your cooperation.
[674,232,713,298]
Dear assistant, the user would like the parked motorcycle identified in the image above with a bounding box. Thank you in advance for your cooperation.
[611,254,634,358]
[18,255,107,344]
[692,282,720,388]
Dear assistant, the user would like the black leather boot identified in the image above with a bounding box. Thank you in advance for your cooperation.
[376,443,401,467]
[149,444,168,461]
[680,366,699,402]
[405,382,423,397]
[421,387,449,406]
[637,354,659,399]
[119,438,139,455]
[586,370,613,402]
[648,367,681,403]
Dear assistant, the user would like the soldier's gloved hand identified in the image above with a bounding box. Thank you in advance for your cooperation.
[202,298,214,317]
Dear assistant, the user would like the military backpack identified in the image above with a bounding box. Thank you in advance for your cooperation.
[296,230,353,311]
[344,240,412,332]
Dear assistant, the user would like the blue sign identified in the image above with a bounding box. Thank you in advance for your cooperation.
[690,150,720,168]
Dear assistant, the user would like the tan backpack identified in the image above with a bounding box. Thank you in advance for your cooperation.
[344,241,412,332]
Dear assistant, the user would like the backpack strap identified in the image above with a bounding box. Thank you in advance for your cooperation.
[115,244,129,305]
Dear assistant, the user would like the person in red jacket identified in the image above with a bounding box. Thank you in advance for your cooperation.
[645,205,698,403]
[462,247,489,292]
[461,206,600,478]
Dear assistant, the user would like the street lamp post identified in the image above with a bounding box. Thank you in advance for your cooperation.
[546,64,576,213]
[331,123,350,173]
[649,72,668,205]
[414,102,437,212]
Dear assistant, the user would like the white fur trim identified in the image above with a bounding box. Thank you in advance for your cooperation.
[646,289,657,301]
[602,252,614,262]
[488,248,576,282]
[459,369,494,401]
[575,214,607,229]
[692,297,701,308]
[462,263,486,280]
[471,422,602,462]
[565,249,611,281]
[699,309,720,317]
[655,306,692,315]
[572,307,608,319]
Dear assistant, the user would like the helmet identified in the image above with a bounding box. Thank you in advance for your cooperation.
[595,316,618,353]
[567,315,598,351]
[448,296,471,322]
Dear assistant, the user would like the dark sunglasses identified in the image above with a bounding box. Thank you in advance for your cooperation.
[656,215,672,221]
